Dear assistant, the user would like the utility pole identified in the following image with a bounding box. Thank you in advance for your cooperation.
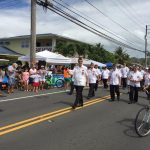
[30,0,36,67]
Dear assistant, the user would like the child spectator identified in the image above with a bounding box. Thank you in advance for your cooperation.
[22,68,30,91]
[30,72,41,93]
[39,65,46,90]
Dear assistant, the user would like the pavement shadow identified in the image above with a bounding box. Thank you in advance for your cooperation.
[0,109,4,112]
[117,118,140,138]
[120,98,146,107]
[54,101,73,106]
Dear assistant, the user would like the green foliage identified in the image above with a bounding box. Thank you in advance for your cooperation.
[55,42,130,64]
[114,46,130,64]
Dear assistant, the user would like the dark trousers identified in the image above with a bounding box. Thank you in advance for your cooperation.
[122,78,127,88]
[95,80,98,91]
[110,85,120,100]
[74,85,84,106]
[129,86,139,102]
[103,79,108,88]
[69,81,74,94]
[88,83,96,97]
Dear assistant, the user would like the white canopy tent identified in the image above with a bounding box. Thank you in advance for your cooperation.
[18,50,71,64]
[0,59,9,62]
[71,58,106,67]
[87,59,106,67]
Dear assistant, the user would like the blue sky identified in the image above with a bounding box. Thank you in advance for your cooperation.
[0,0,150,58]
[0,0,29,9]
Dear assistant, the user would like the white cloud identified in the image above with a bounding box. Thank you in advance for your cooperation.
[0,0,150,58]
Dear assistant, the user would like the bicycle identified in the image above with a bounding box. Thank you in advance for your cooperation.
[45,74,64,89]
[135,89,150,137]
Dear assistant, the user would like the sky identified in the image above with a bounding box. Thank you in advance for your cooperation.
[0,0,150,58]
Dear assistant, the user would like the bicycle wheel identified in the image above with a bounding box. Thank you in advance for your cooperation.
[56,79,64,88]
[135,107,150,137]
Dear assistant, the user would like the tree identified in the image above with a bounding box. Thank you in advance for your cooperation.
[114,46,130,64]
[88,43,115,63]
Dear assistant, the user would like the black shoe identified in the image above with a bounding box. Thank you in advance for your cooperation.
[128,101,132,104]
[133,101,137,104]
[87,96,91,99]
[78,103,83,107]
[68,93,72,95]
[109,99,115,102]
[72,105,77,109]
[117,97,120,101]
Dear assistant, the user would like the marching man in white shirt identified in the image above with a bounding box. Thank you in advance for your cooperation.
[87,63,99,99]
[101,67,110,89]
[72,57,88,109]
[128,65,143,104]
[94,64,101,91]
[121,63,129,89]
[109,64,121,101]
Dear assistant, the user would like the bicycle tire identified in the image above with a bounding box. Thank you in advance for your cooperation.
[135,107,150,137]
[56,79,64,88]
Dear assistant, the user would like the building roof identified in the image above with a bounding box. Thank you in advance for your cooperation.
[0,46,22,56]
[0,33,88,44]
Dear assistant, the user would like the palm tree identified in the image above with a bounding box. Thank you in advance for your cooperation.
[114,46,130,64]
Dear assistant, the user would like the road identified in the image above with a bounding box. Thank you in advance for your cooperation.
[0,87,149,150]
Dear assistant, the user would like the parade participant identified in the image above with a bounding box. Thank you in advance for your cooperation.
[7,63,18,94]
[128,66,143,104]
[121,63,129,89]
[127,66,133,93]
[143,68,150,99]
[68,68,75,95]
[109,64,121,101]
[72,57,88,109]
[94,64,101,91]
[87,63,99,99]
[101,66,110,88]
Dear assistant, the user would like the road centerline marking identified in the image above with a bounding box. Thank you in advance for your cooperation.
[0,95,110,136]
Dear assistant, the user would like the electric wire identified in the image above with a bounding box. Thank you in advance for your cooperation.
[84,0,145,42]
[36,0,145,53]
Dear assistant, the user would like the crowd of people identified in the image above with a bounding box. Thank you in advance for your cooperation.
[70,57,150,109]
[0,58,149,109]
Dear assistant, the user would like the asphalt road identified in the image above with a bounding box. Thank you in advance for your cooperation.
[0,87,149,150]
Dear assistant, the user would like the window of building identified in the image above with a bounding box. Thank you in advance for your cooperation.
[21,40,29,48]
[36,42,41,47]
[0,41,10,46]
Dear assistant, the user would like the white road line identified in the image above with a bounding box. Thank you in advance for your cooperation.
[0,90,69,103]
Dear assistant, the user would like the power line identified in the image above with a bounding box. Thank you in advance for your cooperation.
[53,0,143,50]
[112,0,144,30]
[84,0,145,42]
[36,0,145,53]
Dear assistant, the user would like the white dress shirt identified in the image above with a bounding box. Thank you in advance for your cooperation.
[109,69,121,85]
[73,65,88,86]
[128,71,143,87]
[144,73,150,86]
[88,68,98,83]
[121,66,129,78]
[102,69,110,79]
